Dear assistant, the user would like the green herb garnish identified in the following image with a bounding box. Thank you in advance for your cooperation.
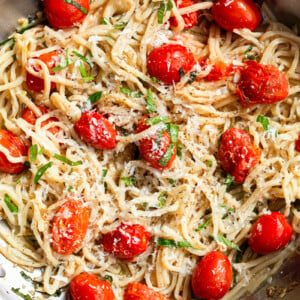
[120,87,142,98]
[34,162,53,184]
[4,194,18,213]
[79,61,94,82]
[11,288,32,300]
[62,0,88,14]
[146,89,156,114]
[29,144,38,162]
[120,176,137,187]
[225,174,234,191]
[72,50,93,69]
[53,154,83,166]
[88,91,102,104]
[216,234,241,251]
[195,218,211,231]
[145,115,170,126]
[158,192,168,208]
[157,237,191,248]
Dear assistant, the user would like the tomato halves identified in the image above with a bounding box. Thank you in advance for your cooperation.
[296,136,300,152]
[52,199,89,255]
[70,273,114,300]
[219,128,261,183]
[147,44,195,84]
[124,282,168,300]
[44,0,90,29]
[237,60,289,105]
[170,0,200,29]
[74,111,118,150]
[212,0,261,32]
[192,251,233,300]
[0,130,28,174]
[101,223,150,262]
[26,50,61,93]
[249,212,293,255]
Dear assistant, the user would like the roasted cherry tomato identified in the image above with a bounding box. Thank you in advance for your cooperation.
[44,0,90,29]
[192,251,233,300]
[101,223,150,262]
[296,136,300,152]
[219,128,261,183]
[70,273,114,300]
[74,111,118,150]
[137,119,177,170]
[26,50,61,93]
[249,212,293,255]
[124,282,168,300]
[0,130,28,174]
[147,44,195,84]
[52,199,89,255]
[212,0,261,32]
[22,105,60,136]
[237,60,289,105]
[169,0,200,29]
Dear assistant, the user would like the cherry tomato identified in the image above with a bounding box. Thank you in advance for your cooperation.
[218,128,261,183]
[26,50,61,93]
[22,105,60,136]
[249,212,293,255]
[74,111,118,150]
[0,130,28,174]
[124,282,168,300]
[237,60,289,105]
[192,251,233,300]
[212,0,261,32]
[70,273,114,300]
[137,119,177,170]
[169,0,200,29]
[296,136,300,152]
[52,199,89,255]
[101,223,150,262]
[147,44,195,84]
[44,0,90,29]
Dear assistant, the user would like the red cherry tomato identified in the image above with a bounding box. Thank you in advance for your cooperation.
[249,212,293,255]
[218,128,261,183]
[52,199,89,255]
[124,282,168,300]
[147,44,195,84]
[0,130,28,174]
[169,0,200,29]
[296,136,300,152]
[44,0,90,29]
[101,223,150,262]
[212,0,261,32]
[192,251,233,300]
[137,119,177,170]
[70,273,114,300]
[26,50,61,93]
[74,111,118,150]
[22,105,60,136]
[237,60,289,105]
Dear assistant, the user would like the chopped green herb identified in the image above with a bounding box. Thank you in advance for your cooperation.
[38,147,45,155]
[168,178,177,186]
[216,234,241,251]
[4,194,18,213]
[62,0,88,14]
[101,275,113,285]
[18,17,43,34]
[155,128,164,147]
[146,115,170,126]
[176,142,183,158]
[51,49,72,72]
[244,46,253,56]
[195,218,211,231]
[204,160,212,167]
[219,203,236,213]
[146,89,156,114]
[256,115,269,131]
[34,162,53,184]
[11,288,32,300]
[37,35,44,40]
[29,144,38,162]
[120,87,142,98]
[113,22,128,30]
[0,37,15,48]
[166,123,179,143]
[102,169,108,178]
[72,50,93,69]
[68,186,73,192]
[158,192,168,208]
[53,153,83,166]
[188,71,197,84]
[157,237,191,248]
[20,271,41,289]
[88,91,102,104]
[158,1,173,24]
[225,174,234,191]
[120,176,136,187]
[100,17,108,24]
[79,61,94,82]
[244,45,258,61]
[167,0,174,10]
[152,76,161,83]
[158,142,175,167]
[178,67,185,78]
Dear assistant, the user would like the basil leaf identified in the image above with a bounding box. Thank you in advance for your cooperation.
[244,45,258,61]
[0,37,15,48]
[53,154,83,166]
[166,123,179,143]
[176,142,183,158]
[167,0,173,10]
[88,91,102,104]
[216,234,241,251]
[158,142,175,167]
[120,87,142,98]
[29,144,38,162]
[20,271,41,289]
[120,176,136,187]
[34,162,53,184]
[204,160,212,167]
[38,147,45,155]
[158,192,168,208]
[195,218,211,231]
[18,17,43,34]
[113,22,128,29]
[100,17,108,24]
[219,203,235,213]
[146,116,170,126]
[72,50,93,69]
[4,194,18,213]
[79,61,94,82]
[101,275,113,285]
[188,71,197,84]
[51,48,72,72]
[256,115,269,131]
[102,169,108,178]
[11,288,32,300]
[68,186,73,192]
[244,45,253,56]
[157,237,191,248]
[62,0,88,15]
[158,1,173,24]
[146,89,156,114]
[225,174,234,191]
[178,67,185,78]
[168,178,177,186]
[152,76,160,83]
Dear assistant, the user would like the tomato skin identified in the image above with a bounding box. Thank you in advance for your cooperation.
[137,119,176,170]
[296,136,300,152]
[124,282,168,300]
[218,128,261,183]
[192,251,233,300]
[44,0,90,29]
[52,199,89,255]
[169,0,200,29]
[26,50,61,93]
[237,60,289,105]
[101,223,150,262]
[0,130,28,174]
[212,0,261,32]
[74,111,118,150]
[249,212,293,255]
[70,273,114,300]
[147,44,195,84]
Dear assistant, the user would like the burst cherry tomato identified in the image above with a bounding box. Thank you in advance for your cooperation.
[44,0,90,29]
[137,119,177,170]
[212,0,261,32]
[26,50,61,93]
[22,105,60,136]
[249,212,293,255]
[296,136,300,152]
[52,199,89,255]
[70,273,114,300]
[124,282,168,300]
[219,128,261,182]
[169,0,200,29]
[192,251,233,300]
[237,60,289,105]
[101,223,150,262]
[74,111,118,150]
[147,44,195,84]
[0,130,28,174]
